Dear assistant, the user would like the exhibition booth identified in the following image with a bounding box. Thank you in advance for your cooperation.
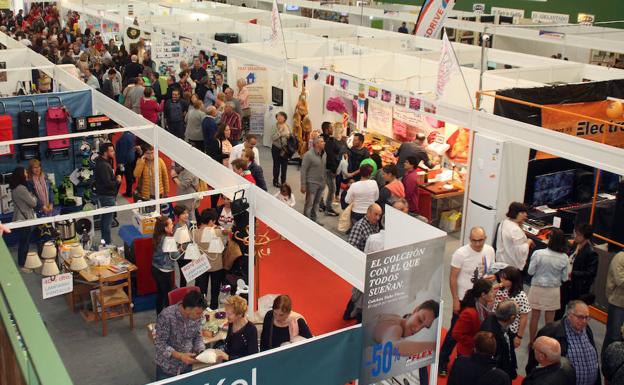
[2,2,624,384]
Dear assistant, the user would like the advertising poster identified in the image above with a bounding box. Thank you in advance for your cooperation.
[152,32,180,75]
[392,106,422,142]
[541,100,624,148]
[367,100,393,138]
[237,65,268,134]
[359,237,445,385]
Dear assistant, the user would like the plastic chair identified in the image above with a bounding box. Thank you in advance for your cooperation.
[168,286,201,305]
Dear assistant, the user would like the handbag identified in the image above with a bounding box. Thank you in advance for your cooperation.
[285,135,299,158]
[223,239,243,270]
[338,203,353,233]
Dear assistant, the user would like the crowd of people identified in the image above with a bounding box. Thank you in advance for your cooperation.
[3,5,624,385]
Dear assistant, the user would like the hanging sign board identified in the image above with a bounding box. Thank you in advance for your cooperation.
[367,100,393,138]
[491,7,524,21]
[531,11,570,24]
[181,255,211,283]
[42,273,73,299]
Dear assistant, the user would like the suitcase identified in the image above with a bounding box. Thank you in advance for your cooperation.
[17,99,39,160]
[17,99,39,138]
[46,96,70,150]
[0,102,14,157]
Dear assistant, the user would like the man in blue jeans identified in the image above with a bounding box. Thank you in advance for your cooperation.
[94,143,121,244]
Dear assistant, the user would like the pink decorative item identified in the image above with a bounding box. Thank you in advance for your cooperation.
[326,97,348,114]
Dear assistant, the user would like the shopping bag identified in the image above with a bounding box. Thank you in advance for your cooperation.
[337,203,353,233]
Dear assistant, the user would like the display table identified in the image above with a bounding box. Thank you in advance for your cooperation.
[418,181,464,228]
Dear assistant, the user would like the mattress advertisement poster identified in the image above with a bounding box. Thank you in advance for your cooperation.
[359,237,445,385]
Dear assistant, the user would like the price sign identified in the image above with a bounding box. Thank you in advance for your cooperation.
[42,273,73,299]
[181,255,211,282]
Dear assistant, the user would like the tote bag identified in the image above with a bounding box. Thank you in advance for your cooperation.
[337,203,353,233]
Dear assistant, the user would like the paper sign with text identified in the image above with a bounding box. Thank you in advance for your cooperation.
[42,273,73,299]
[181,255,211,282]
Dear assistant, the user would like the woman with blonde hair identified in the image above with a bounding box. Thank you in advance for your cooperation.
[27,159,54,216]
[260,295,312,351]
[215,295,258,361]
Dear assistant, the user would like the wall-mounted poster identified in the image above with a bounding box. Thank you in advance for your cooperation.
[237,65,268,135]
[367,100,393,138]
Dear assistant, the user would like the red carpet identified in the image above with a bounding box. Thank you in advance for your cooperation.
[257,223,356,335]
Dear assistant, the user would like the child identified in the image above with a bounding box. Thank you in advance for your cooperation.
[274,183,296,208]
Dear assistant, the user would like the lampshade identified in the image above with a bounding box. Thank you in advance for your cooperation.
[24,252,42,269]
[201,228,216,242]
[41,259,60,276]
[174,226,191,244]
[70,255,88,271]
[69,244,85,258]
[162,236,178,253]
[41,241,57,259]
[184,243,202,260]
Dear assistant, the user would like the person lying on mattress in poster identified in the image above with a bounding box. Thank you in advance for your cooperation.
[373,300,439,357]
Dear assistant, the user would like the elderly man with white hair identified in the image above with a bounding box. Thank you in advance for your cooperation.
[523,336,576,385]
[123,54,143,86]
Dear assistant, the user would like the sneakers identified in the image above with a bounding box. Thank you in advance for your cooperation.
[319,203,326,212]
[325,208,339,217]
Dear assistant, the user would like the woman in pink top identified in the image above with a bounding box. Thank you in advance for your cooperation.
[140,87,164,124]
[236,78,250,110]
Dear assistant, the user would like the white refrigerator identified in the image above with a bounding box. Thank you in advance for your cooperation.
[462,133,505,245]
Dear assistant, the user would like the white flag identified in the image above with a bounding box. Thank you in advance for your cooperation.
[269,0,282,47]
[435,30,460,100]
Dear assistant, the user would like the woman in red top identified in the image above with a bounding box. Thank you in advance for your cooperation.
[140,87,164,124]
[452,278,494,356]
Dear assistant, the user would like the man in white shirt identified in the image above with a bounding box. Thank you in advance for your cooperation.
[438,226,496,376]
[228,134,259,169]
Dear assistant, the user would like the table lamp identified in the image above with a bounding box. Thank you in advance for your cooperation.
[41,241,57,259]
[24,251,42,270]
[184,243,202,260]
[70,254,88,271]
[41,259,60,276]
[174,226,191,244]
[201,227,216,242]
[162,236,178,253]
[69,244,85,258]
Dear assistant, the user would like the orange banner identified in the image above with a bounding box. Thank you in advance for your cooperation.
[542,101,624,148]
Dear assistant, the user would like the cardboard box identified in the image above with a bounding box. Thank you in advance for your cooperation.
[132,209,158,235]
[440,210,462,233]
[0,184,13,214]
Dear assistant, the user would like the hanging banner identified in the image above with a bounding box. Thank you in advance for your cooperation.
[149,326,361,385]
[531,11,570,24]
[541,101,624,148]
[359,236,445,385]
[367,100,393,138]
[414,0,456,39]
[181,255,211,283]
[236,65,268,135]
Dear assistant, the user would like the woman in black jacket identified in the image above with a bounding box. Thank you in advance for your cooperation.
[260,295,312,351]
[556,223,599,320]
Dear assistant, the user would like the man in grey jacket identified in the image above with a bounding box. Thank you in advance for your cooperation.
[300,136,326,224]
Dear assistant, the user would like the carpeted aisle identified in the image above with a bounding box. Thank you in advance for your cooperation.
[257,223,356,335]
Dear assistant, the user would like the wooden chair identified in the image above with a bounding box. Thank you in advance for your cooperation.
[95,271,134,336]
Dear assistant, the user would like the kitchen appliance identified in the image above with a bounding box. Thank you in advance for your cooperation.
[461,133,530,244]
[56,219,76,240]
